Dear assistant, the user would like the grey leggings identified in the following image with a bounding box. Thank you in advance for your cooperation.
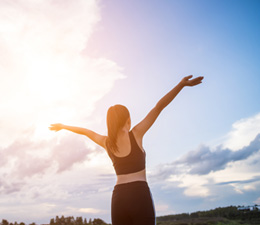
[111,181,155,225]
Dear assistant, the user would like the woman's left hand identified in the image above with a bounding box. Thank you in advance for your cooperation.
[180,75,204,87]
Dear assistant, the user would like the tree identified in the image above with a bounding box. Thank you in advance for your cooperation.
[1,220,9,225]
[50,218,55,225]
[55,216,60,225]
[76,217,83,225]
[92,219,106,225]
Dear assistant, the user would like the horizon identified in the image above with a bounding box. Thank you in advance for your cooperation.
[1,204,260,225]
[2,205,260,225]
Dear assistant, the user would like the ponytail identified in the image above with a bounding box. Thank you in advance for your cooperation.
[106,105,130,153]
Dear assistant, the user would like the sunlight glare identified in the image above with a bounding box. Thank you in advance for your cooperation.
[26,56,72,103]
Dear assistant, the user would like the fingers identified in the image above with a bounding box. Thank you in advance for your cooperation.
[198,76,204,81]
[193,76,204,82]
[181,75,203,87]
[49,127,59,132]
[49,126,55,131]
[185,75,193,80]
[183,76,203,86]
[49,124,58,131]
[190,76,204,86]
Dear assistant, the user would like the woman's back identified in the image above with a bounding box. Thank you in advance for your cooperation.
[106,128,147,185]
[112,129,132,158]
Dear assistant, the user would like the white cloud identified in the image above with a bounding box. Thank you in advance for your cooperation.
[223,112,260,151]
[154,203,176,217]
[79,208,102,214]
[168,174,210,197]
[151,113,260,199]
[0,0,125,147]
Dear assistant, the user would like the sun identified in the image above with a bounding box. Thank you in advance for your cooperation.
[22,53,81,140]
[26,55,72,103]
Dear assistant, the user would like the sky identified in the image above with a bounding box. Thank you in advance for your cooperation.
[0,0,260,224]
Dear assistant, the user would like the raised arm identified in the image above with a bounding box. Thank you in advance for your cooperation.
[133,75,204,138]
[49,123,107,148]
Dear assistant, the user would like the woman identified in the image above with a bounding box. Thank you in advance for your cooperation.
[49,75,204,225]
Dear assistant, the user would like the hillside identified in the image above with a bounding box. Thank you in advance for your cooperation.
[156,206,260,225]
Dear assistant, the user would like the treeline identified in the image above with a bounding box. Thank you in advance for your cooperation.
[2,206,260,225]
[156,206,260,225]
[49,216,110,225]
[1,220,36,225]
[1,216,110,225]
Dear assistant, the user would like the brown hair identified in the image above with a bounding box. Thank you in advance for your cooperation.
[106,104,130,153]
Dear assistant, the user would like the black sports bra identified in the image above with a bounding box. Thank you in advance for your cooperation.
[107,131,146,175]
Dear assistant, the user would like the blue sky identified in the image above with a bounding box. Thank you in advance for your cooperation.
[0,0,260,224]
[91,0,260,161]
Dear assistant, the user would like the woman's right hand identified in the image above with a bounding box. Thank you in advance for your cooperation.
[49,123,64,132]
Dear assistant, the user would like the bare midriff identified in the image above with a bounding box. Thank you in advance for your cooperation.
[116,169,147,185]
